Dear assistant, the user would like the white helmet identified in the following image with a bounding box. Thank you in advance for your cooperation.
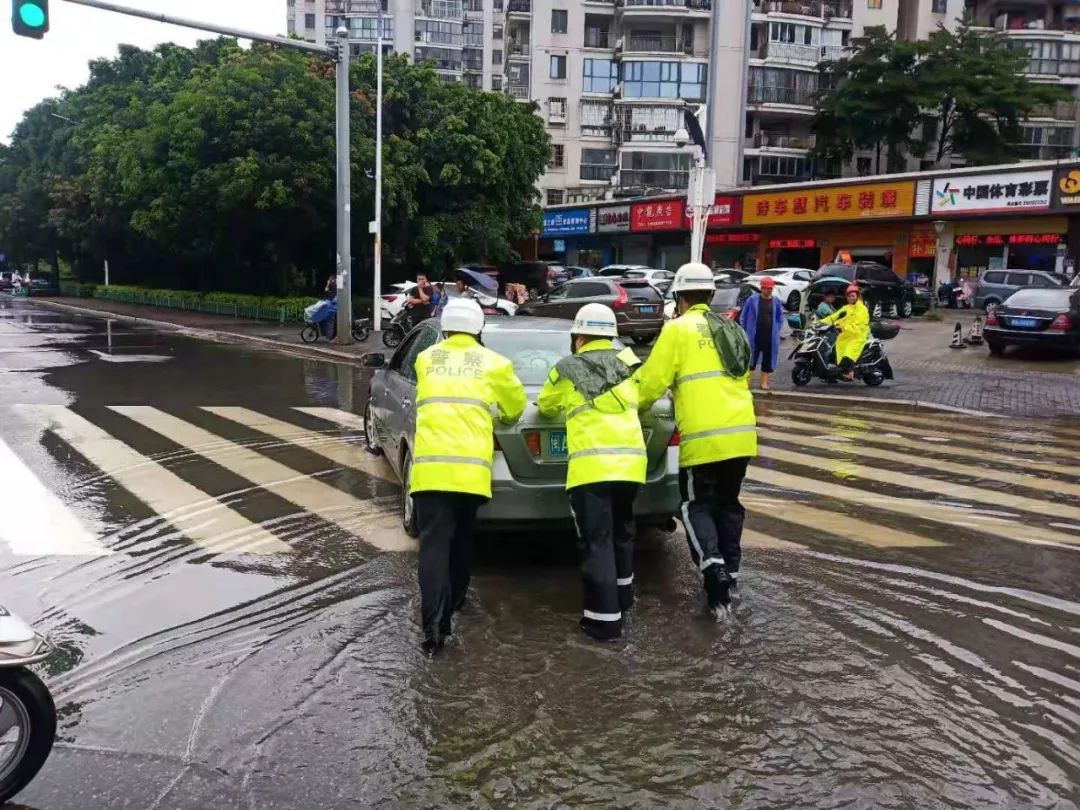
[670,262,716,295]
[572,302,619,339]
[440,298,485,336]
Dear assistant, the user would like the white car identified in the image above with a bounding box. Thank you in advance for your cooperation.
[596,264,654,278]
[382,281,516,320]
[621,268,676,285]
[379,282,416,321]
[746,267,815,311]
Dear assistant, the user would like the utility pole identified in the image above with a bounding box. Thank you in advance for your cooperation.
[56,0,354,340]
[373,0,384,332]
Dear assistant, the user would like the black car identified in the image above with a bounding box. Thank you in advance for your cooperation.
[516,277,664,344]
[985,287,1080,356]
[811,262,917,318]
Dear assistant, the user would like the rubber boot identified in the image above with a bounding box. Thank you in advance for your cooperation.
[760,371,771,391]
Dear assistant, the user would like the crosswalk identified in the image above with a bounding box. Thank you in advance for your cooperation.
[1,399,1077,560]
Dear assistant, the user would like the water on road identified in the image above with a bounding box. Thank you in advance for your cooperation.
[1,299,1077,809]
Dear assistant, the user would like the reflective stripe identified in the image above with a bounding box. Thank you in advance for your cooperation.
[702,557,725,571]
[412,455,492,468]
[568,500,582,540]
[681,425,756,443]
[583,609,621,622]
[568,403,592,420]
[416,396,490,410]
[616,575,634,586]
[687,466,696,502]
[568,447,647,461]
[680,502,705,565]
[676,370,728,386]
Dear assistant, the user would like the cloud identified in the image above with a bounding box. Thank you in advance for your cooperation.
[1,0,285,141]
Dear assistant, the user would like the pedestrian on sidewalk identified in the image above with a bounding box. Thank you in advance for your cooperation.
[537,303,646,641]
[410,298,526,655]
[738,276,784,391]
[635,263,757,616]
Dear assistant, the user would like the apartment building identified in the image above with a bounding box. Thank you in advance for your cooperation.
[287,0,500,91]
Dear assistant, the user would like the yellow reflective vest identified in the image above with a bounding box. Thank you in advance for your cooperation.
[536,339,647,490]
[634,303,757,467]
[410,333,527,498]
[820,299,870,365]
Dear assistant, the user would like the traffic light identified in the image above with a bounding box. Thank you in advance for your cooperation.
[12,0,49,39]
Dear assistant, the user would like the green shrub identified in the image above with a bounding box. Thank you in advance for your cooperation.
[60,281,98,298]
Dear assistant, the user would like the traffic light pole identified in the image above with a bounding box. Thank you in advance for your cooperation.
[57,0,357,344]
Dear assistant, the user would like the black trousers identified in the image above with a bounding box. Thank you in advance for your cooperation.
[569,482,639,640]
[678,458,750,605]
[414,491,485,638]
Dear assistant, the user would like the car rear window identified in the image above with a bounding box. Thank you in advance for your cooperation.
[982,272,1006,284]
[1003,288,1074,309]
[712,287,740,308]
[814,265,855,281]
[623,270,647,278]
[483,329,624,385]
[621,281,661,302]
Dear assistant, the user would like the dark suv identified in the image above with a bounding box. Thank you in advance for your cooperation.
[516,277,664,345]
[812,262,917,318]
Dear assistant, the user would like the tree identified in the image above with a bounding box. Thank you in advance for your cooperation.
[914,23,1069,166]
[811,27,923,175]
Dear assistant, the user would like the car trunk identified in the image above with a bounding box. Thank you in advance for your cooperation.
[619,280,663,323]
[495,385,675,482]
[995,305,1065,332]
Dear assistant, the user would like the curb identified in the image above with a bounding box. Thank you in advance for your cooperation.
[758,389,996,417]
[28,299,374,365]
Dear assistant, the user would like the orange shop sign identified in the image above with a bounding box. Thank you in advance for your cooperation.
[743,181,916,225]
[909,229,938,259]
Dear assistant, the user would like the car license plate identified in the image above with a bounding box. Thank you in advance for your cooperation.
[1011,317,1038,328]
[637,305,656,314]
[548,431,568,459]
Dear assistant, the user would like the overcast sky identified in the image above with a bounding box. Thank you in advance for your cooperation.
[1,0,285,142]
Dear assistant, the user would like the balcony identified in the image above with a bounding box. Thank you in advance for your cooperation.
[622,33,702,55]
[463,0,484,19]
[747,84,816,107]
[585,29,612,48]
[508,41,530,57]
[507,0,531,14]
[619,169,689,189]
[462,57,484,71]
[753,0,852,19]
[619,0,712,13]
[581,100,615,137]
[1015,143,1075,160]
[416,31,464,46]
[326,0,387,12]
[1029,101,1079,120]
[508,83,531,99]
[616,103,681,143]
[967,3,1080,34]
[751,131,814,150]
[417,0,463,19]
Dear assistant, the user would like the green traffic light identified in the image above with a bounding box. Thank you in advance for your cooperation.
[19,3,46,27]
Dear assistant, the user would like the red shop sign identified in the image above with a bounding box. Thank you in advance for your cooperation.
[954,233,1062,247]
[707,232,760,245]
[768,238,817,249]
[683,196,741,229]
[631,199,686,232]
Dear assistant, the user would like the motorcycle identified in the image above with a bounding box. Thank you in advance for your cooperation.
[788,317,897,387]
[301,300,371,344]
[0,605,56,803]
[381,304,417,348]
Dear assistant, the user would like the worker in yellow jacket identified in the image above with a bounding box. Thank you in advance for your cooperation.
[537,303,646,640]
[821,284,870,381]
[634,262,757,615]
[411,298,526,653]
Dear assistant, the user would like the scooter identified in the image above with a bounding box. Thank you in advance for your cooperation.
[788,318,897,387]
[301,301,371,344]
[381,304,417,348]
[0,605,56,803]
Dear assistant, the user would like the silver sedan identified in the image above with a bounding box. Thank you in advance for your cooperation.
[362,317,680,536]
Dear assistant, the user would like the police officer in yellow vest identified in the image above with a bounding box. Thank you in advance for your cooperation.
[635,263,758,615]
[537,303,646,640]
[411,298,526,654]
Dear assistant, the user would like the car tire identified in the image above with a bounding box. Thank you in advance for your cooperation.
[984,299,1001,315]
[987,340,1005,357]
[791,362,812,386]
[401,447,419,538]
[900,299,913,318]
[632,334,657,346]
[363,399,382,456]
[786,291,800,311]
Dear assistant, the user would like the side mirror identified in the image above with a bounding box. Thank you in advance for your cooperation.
[362,352,386,368]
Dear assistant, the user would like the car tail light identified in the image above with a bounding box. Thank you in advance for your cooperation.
[612,285,629,310]
[985,309,998,326]
[524,431,542,457]
[669,430,681,447]
[1049,314,1072,331]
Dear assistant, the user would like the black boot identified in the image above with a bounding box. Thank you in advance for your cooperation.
[421,627,445,656]
[703,565,733,611]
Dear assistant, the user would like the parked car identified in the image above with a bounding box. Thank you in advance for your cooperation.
[383,280,515,320]
[972,269,1062,315]
[812,262,918,318]
[26,276,59,296]
[502,261,558,294]
[566,265,593,279]
[984,287,1080,356]
[362,317,680,534]
[715,269,752,284]
[746,268,814,312]
[545,262,570,286]
[596,264,653,278]
[380,282,418,321]
[516,277,664,345]
[663,283,742,321]
[622,268,676,285]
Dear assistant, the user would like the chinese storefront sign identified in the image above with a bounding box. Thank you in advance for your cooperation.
[954,233,1062,247]
[743,182,915,225]
[631,199,686,232]
[767,238,816,249]
[1053,167,1080,207]
[706,232,760,245]
[596,205,631,233]
[909,229,938,259]
[542,208,592,236]
[683,196,740,229]
[930,170,1052,215]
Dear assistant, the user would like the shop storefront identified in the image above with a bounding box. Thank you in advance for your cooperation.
[705,232,760,272]
[742,180,916,274]
[540,208,593,263]
[631,199,687,269]
[950,223,1067,278]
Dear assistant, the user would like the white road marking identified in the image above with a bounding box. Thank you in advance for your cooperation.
[111,406,414,552]
[88,350,171,363]
[293,407,365,431]
[30,406,288,554]
[0,432,110,556]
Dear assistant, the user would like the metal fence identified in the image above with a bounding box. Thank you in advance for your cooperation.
[87,287,309,323]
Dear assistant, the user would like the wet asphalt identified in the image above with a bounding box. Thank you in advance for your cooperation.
[1,297,1079,809]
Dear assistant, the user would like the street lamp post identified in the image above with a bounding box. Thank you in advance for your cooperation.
[374,0,384,332]
[334,26,353,345]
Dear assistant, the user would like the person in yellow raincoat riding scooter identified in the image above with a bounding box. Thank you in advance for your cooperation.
[820,284,869,381]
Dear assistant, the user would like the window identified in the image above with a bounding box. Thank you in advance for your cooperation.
[931,0,947,12]
[549,143,565,168]
[416,20,463,46]
[867,0,882,7]
[983,272,1006,285]
[492,49,503,65]
[546,284,572,301]
[769,22,818,46]
[390,328,439,380]
[462,22,483,46]
[573,282,610,298]
[581,148,617,181]
[551,9,568,34]
[548,96,567,119]
[491,75,503,91]
[550,54,567,79]
[547,189,565,205]
[493,23,503,39]
[856,157,872,175]
[584,20,609,48]
[1005,273,1031,287]
[305,13,316,27]
[622,61,706,102]
[619,151,690,188]
[581,100,613,135]
[583,58,618,93]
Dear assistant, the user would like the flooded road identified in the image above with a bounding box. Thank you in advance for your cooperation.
[1,298,1078,809]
